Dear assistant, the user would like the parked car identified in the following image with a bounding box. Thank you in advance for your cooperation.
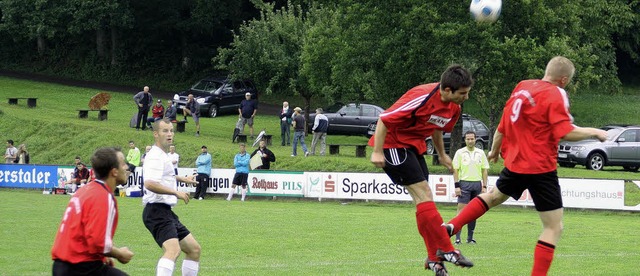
[307,103,385,136]
[173,77,258,118]
[366,114,491,155]
[557,125,640,171]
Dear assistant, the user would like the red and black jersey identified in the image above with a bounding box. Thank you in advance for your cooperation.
[51,180,118,264]
[498,79,575,174]
[368,83,460,154]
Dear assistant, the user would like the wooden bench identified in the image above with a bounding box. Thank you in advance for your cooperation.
[8,97,38,108]
[329,144,367,157]
[175,120,188,133]
[77,109,109,121]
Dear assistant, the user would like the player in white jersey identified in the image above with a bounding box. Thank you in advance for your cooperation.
[142,118,200,276]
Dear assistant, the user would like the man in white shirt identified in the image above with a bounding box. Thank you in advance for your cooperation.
[5,140,17,163]
[142,119,200,276]
[168,145,180,175]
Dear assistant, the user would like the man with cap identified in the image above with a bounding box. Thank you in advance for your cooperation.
[194,145,212,200]
[238,92,258,139]
[310,107,329,156]
[147,99,165,129]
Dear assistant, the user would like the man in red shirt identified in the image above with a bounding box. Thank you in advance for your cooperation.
[51,147,134,275]
[445,56,608,276]
[370,65,474,276]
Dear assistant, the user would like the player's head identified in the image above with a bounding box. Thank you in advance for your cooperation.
[464,131,477,148]
[239,143,246,153]
[544,56,575,88]
[91,147,128,184]
[440,65,473,104]
[153,118,174,150]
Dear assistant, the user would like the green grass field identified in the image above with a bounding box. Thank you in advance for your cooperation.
[1,189,639,275]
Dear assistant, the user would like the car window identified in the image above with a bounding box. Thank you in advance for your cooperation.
[362,105,378,117]
[243,81,255,90]
[221,83,233,94]
[472,121,488,132]
[205,81,223,93]
[606,128,622,141]
[341,105,360,116]
[462,120,471,132]
[191,80,207,91]
[618,129,638,142]
[233,81,244,90]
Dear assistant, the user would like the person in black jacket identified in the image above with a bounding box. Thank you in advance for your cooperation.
[250,140,276,170]
[310,108,329,156]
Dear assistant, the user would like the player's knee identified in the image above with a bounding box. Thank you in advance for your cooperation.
[185,243,202,259]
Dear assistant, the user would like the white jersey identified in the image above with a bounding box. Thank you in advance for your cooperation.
[142,145,178,206]
[168,152,180,170]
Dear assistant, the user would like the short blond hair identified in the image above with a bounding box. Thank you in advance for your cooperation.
[545,56,575,82]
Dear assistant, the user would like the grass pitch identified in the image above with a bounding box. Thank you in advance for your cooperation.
[1,189,638,275]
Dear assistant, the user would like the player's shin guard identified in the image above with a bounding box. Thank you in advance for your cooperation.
[241,188,247,201]
[417,202,455,254]
[157,258,175,276]
[182,259,199,276]
[448,197,489,235]
[416,208,438,261]
[532,240,555,276]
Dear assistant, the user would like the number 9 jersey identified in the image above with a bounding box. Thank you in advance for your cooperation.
[497,79,575,174]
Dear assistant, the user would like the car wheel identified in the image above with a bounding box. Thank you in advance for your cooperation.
[623,166,640,172]
[558,162,576,168]
[475,140,484,150]
[426,140,434,155]
[586,153,605,171]
[208,105,218,118]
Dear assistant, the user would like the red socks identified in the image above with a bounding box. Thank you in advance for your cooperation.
[448,197,489,235]
[416,201,455,261]
[532,240,555,276]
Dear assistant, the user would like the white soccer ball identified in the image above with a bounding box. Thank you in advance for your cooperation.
[469,0,502,23]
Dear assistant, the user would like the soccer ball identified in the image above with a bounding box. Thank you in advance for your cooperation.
[469,0,502,23]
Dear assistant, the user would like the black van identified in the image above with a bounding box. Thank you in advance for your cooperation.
[173,77,258,117]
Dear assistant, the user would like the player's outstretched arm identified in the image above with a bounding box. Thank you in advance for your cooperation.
[487,130,503,163]
[562,127,608,142]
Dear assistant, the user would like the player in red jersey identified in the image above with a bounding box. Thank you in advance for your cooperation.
[369,65,474,276]
[52,147,134,275]
[445,56,608,276]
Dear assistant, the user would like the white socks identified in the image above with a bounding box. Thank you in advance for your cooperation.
[241,189,247,201]
[157,258,174,276]
[182,259,200,276]
[227,190,234,200]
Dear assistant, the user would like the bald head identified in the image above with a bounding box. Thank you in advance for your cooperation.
[543,56,575,88]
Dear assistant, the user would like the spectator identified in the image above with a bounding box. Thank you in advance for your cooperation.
[126,141,141,172]
[238,92,258,139]
[51,147,134,276]
[4,139,17,163]
[13,144,30,164]
[250,140,276,170]
[133,86,154,131]
[310,107,329,156]
[227,143,250,201]
[168,145,180,175]
[140,146,152,166]
[164,100,177,121]
[146,99,165,129]
[182,94,201,137]
[66,163,90,193]
[194,145,212,200]
[291,107,309,157]
[279,101,293,146]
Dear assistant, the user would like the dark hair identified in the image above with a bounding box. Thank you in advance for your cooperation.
[440,65,474,93]
[464,131,476,139]
[91,147,122,180]
[75,156,81,160]
[7,140,13,145]
[129,140,134,144]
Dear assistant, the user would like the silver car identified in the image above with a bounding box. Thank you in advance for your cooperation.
[557,125,640,171]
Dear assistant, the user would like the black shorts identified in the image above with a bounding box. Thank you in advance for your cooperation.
[457,181,482,204]
[52,260,127,276]
[232,172,249,187]
[142,203,191,247]
[495,168,563,212]
[382,148,429,186]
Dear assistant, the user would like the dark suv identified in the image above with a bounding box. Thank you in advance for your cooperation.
[173,77,258,117]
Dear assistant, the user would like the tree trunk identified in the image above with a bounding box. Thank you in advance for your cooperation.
[110,28,118,66]
[181,33,190,70]
[96,27,106,58]
[37,35,46,55]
